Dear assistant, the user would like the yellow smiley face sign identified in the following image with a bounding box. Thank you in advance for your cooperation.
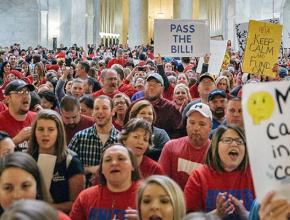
[247,91,275,125]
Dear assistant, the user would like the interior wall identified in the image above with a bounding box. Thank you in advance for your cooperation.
[0,0,39,48]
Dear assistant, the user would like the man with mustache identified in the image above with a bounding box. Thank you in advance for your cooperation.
[159,103,212,189]
[208,89,228,130]
[91,69,121,99]
[0,80,35,151]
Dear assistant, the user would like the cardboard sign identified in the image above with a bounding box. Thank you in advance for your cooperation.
[37,154,57,202]
[242,81,290,202]
[235,18,280,57]
[208,40,227,75]
[154,19,210,57]
[242,20,282,77]
[196,40,227,76]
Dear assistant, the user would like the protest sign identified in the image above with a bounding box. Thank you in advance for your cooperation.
[242,20,282,77]
[235,18,280,57]
[243,81,290,202]
[196,40,227,76]
[208,40,227,75]
[37,154,57,203]
[154,19,210,57]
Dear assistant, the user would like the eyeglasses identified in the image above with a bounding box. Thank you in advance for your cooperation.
[219,137,245,145]
[114,101,126,106]
[9,90,30,96]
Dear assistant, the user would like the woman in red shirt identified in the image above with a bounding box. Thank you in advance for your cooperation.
[184,125,255,219]
[70,144,140,220]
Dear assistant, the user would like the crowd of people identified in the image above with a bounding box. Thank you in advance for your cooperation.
[0,41,289,220]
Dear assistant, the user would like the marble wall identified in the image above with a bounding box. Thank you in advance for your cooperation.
[0,0,286,49]
[0,0,38,48]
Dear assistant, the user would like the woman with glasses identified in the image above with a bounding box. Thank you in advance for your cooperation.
[184,125,255,220]
[112,93,131,131]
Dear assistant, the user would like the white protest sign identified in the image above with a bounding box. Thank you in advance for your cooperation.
[154,19,210,57]
[242,81,290,202]
[208,40,227,76]
[196,40,227,76]
[37,154,57,202]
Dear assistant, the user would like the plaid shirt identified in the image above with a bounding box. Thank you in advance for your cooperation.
[68,124,119,166]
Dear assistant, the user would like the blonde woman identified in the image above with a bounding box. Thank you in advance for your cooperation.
[137,175,186,220]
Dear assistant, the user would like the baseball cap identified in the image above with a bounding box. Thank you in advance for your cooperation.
[186,103,212,120]
[208,89,227,101]
[199,72,215,83]
[4,79,35,96]
[146,73,164,87]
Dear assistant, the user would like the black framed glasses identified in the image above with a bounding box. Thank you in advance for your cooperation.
[220,137,245,145]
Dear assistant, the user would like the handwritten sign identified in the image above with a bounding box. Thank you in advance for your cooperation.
[243,81,290,202]
[235,18,280,57]
[154,19,210,57]
[242,20,282,77]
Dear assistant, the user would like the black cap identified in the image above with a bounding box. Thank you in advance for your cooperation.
[208,89,227,101]
[4,80,35,96]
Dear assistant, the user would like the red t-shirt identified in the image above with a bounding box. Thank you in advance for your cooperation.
[163,84,174,101]
[0,110,36,150]
[65,115,95,144]
[140,156,164,178]
[189,83,199,99]
[107,58,127,68]
[118,81,137,98]
[0,102,7,112]
[184,165,255,213]
[91,89,121,99]
[70,182,139,220]
[158,136,210,190]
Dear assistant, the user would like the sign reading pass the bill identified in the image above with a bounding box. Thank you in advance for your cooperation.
[242,20,282,77]
[243,81,290,202]
[154,19,210,57]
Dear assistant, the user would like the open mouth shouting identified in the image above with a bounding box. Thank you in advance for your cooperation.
[228,149,239,160]
[149,215,162,220]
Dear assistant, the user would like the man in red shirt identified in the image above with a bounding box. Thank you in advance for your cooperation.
[159,103,212,189]
[91,69,121,99]
[144,73,182,138]
[107,48,127,68]
[0,80,36,151]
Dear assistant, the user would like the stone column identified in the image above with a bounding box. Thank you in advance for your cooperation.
[93,0,101,46]
[122,0,129,45]
[128,0,148,48]
[59,0,72,47]
[71,0,87,48]
[173,0,193,19]
[40,10,48,47]
[221,0,228,39]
